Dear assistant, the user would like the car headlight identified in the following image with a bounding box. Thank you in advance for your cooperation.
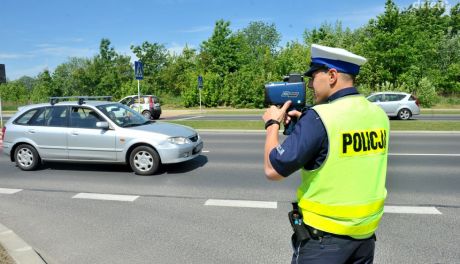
[168,136,192,145]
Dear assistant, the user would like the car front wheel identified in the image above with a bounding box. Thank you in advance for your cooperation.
[129,146,160,175]
[398,108,412,120]
[14,144,41,171]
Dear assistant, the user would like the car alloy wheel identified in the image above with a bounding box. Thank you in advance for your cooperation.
[398,108,412,120]
[129,146,160,175]
[14,144,40,171]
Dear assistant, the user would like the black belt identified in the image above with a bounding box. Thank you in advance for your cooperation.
[304,224,376,241]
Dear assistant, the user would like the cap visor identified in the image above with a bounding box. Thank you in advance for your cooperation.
[304,64,324,77]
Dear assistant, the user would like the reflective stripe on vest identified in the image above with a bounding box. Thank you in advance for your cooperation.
[299,197,385,218]
[298,95,389,237]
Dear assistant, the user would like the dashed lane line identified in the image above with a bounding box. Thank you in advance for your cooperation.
[204,199,443,214]
[0,188,445,215]
[0,188,23,194]
[384,206,442,214]
[205,199,278,209]
[72,193,139,202]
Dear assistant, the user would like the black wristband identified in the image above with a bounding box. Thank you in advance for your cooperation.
[265,119,280,129]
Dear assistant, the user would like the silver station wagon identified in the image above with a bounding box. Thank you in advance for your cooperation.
[2,96,203,175]
[366,92,420,120]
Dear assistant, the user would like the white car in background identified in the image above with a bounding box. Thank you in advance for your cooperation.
[366,92,421,120]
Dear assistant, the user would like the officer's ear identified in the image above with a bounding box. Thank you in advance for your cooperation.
[327,68,338,86]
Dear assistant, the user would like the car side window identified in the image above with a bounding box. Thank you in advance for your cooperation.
[368,94,381,102]
[387,94,405,101]
[14,108,41,125]
[120,98,131,105]
[19,106,68,127]
[46,106,69,127]
[70,107,104,129]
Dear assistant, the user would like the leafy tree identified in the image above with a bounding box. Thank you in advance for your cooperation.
[303,21,354,48]
[30,70,56,102]
[130,41,168,95]
[450,2,460,34]
[16,76,36,92]
[240,21,281,55]
[160,45,198,97]
[0,81,28,104]
[200,19,241,76]
[52,57,90,96]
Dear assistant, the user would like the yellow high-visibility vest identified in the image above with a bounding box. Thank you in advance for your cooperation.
[298,95,389,239]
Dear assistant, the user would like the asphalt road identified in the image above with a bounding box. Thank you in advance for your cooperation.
[165,114,460,121]
[0,132,459,263]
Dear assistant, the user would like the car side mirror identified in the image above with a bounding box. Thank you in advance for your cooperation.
[96,121,109,129]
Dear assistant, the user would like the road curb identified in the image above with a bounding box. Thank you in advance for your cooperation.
[0,223,46,264]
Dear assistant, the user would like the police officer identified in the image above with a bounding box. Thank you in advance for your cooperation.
[263,44,389,264]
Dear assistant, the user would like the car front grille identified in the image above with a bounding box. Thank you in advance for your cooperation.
[189,134,199,142]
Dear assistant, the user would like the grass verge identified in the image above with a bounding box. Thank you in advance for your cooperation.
[168,120,460,131]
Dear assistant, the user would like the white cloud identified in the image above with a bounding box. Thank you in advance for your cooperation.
[0,53,35,59]
[33,46,96,58]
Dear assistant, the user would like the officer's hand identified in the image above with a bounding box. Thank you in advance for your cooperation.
[263,101,292,123]
[285,109,302,125]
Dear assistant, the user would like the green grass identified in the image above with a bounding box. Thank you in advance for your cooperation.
[168,120,460,131]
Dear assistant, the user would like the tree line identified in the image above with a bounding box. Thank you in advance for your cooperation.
[1,0,459,108]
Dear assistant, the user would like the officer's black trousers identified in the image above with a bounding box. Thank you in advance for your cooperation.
[291,234,375,264]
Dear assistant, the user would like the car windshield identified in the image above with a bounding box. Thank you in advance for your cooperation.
[97,103,150,127]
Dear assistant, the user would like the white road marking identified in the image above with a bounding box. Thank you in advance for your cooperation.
[204,200,442,214]
[202,150,210,153]
[205,199,277,209]
[72,193,139,202]
[0,188,23,194]
[175,116,204,121]
[389,153,460,157]
[384,206,442,214]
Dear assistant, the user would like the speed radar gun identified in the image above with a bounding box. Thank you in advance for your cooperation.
[264,74,306,135]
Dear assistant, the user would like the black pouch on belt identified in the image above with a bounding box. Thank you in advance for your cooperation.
[288,202,311,243]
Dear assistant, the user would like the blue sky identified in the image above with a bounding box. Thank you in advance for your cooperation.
[0,0,455,80]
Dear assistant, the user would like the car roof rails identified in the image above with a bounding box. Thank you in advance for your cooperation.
[49,96,112,105]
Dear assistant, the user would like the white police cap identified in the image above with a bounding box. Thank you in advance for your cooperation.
[305,44,367,77]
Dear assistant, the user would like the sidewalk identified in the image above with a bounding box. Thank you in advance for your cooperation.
[0,223,46,264]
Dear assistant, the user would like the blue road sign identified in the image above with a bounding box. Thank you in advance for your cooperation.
[198,75,203,89]
[135,61,144,80]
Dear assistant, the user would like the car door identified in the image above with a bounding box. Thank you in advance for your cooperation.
[378,94,401,115]
[16,106,69,160]
[67,106,117,161]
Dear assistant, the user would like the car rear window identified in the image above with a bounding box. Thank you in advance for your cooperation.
[409,95,416,101]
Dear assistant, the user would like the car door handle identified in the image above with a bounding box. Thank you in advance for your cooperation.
[71,131,79,136]
[28,129,36,134]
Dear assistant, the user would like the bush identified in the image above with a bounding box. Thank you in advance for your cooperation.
[414,78,438,108]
